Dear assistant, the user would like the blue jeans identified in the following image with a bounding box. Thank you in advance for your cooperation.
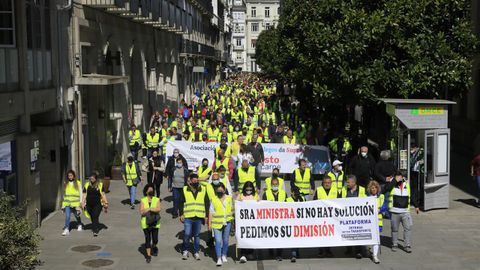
[172,187,183,216]
[476,176,480,202]
[128,185,137,205]
[183,218,203,253]
[214,222,231,259]
[64,206,82,230]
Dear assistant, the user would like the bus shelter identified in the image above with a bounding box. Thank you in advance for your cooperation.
[380,99,456,211]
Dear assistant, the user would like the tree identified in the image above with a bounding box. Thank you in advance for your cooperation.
[277,0,479,103]
[255,28,281,75]
[0,195,41,270]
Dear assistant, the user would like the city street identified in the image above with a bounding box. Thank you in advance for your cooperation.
[38,176,480,270]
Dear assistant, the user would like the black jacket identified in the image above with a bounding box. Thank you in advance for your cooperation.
[374,160,396,185]
[166,154,188,179]
[349,154,376,187]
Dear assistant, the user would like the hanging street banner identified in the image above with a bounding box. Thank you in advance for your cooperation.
[166,141,331,174]
[235,197,380,249]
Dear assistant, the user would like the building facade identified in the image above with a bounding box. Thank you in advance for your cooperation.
[0,0,227,223]
[231,0,247,71]
[245,0,280,72]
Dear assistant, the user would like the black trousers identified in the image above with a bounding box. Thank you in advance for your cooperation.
[147,172,163,198]
[143,228,159,249]
[86,203,103,233]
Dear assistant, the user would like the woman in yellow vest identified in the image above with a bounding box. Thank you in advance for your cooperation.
[208,183,233,266]
[62,170,83,236]
[140,183,161,263]
[81,172,108,237]
[238,181,258,263]
[367,180,385,264]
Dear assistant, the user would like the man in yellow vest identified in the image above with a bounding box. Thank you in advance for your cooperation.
[291,159,314,200]
[212,149,234,180]
[328,160,345,193]
[264,168,285,191]
[341,175,366,259]
[180,173,210,260]
[262,177,285,261]
[283,129,296,144]
[286,185,305,262]
[215,138,232,159]
[145,127,160,158]
[234,159,260,195]
[313,175,337,258]
[189,127,203,142]
[128,124,142,160]
[208,123,220,142]
[122,153,142,209]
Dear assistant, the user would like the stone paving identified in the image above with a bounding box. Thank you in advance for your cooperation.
[38,171,480,270]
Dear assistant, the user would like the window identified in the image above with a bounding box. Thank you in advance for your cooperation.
[265,22,273,30]
[265,7,270,18]
[251,7,256,17]
[236,54,242,60]
[251,23,259,32]
[0,0,15,47]
[236,38,242,47]
[251,39,257,48]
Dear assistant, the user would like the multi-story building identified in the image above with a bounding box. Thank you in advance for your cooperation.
[231,0,247,71]
[0,0,228,222]
[245,0,280,72]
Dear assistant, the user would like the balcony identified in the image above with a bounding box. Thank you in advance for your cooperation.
[233,45,244,51]
[235,58,244,63]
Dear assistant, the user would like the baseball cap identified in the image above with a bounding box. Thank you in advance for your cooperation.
[332,160,343,167]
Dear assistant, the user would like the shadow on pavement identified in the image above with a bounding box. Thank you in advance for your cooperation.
[453,198,479,208]
[120,199,140,205]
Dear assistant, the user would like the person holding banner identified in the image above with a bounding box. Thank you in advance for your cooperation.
[384,171,419,254]
[235,159,260,196]
[367,180,386,264]
[238,181,258,263]
[208,183,233,266]
[265,168,285,191]
[286,186,305,262]
[292,159,315,200]
[313,175,337,258]
[262,178,286,261]
[180,174,210,260]
[341,175,367,259]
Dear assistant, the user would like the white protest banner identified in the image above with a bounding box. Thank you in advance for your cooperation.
[167,141,331,174]
[235,197,380,249]
[166,141,218,171]
[261,143,331,174]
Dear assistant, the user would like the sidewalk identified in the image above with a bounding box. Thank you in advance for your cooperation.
[38,178,480,270]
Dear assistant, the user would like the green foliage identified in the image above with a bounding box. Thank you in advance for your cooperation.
[112,152,122,166]
[256,28,281,76]
[272,0,478,103]
[0,195,41,270]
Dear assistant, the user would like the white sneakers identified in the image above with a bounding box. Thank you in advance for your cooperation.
[182,251,189,260]
[239,256,247,263]
[373,256,380,264]
[61,228,69,236]
[77,225,83,231]
[221,256,228,263]
[216,258,222,266]
[194,253,200,260]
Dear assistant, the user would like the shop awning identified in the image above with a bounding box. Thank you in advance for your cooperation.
[75,74,130,85]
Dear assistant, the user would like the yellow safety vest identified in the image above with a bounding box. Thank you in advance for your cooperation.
[238,166,256,190]
[294,168,311,195]
[189,133,203,142]
[208,128,219,141]
[129,130,141,146]
[125,162,138,186]
[83,182,104,219]
[198,166,212,180]
[215,158,230,173]
[286,195,305,202]
[265,189,286,202]
[215,145,232,158]
[62,180,82,208]
[341,186,366,198]
[183,186,206,218]
[264,177,284,191]
[316,186,338,200]
[283,135,296,144]
[211,196,233,229]
[217,133,233,143]
[146,133,160,148]
[140,196,161,229]
[231,111,242,122]
[376,194,385,227]
[327,171,344,191]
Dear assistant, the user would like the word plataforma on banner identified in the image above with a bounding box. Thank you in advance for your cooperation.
[235,197,380,249]
[166,141,331,174]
